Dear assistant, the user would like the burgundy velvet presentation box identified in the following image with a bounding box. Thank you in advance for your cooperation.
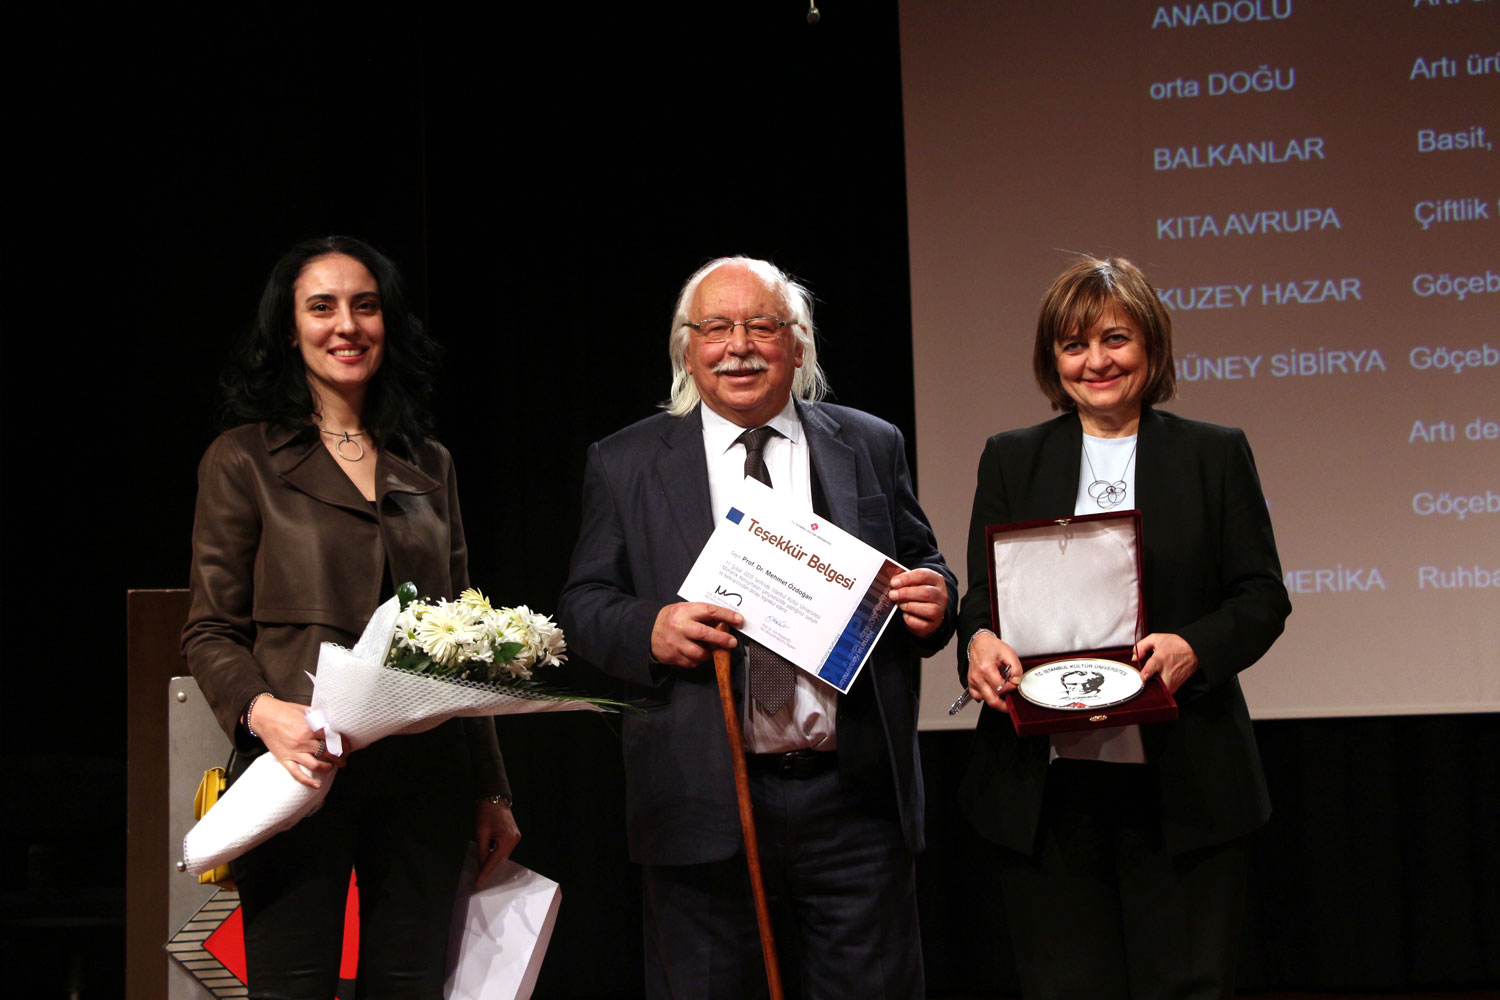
[984,510,1177,737]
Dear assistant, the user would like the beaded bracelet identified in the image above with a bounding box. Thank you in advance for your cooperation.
[243,692,273,740]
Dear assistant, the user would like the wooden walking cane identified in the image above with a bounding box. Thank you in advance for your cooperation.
[713,625,785,1000]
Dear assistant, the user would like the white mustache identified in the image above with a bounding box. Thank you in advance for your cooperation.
[711,356,770,376]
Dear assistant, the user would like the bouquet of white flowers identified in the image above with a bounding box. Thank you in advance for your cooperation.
[180,585,611,876]
[387,586,569,687]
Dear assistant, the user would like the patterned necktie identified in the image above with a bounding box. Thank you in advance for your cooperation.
[736,426,795,714]
[739,425,775,486]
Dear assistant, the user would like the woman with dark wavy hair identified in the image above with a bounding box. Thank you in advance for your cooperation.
[183,236,518,998]
[957,256,1290,999]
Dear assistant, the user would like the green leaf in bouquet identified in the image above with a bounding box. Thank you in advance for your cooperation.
[499,678,635,712]
[397,581,420,610]
[495,641,525,665]
[389,648,434,675]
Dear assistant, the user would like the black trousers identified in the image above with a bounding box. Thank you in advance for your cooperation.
[994,758,1251,1000]
[233,724,473,1000]
[641,762,922,1000]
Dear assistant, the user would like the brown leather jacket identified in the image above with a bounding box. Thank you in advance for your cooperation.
[181,422,508,798]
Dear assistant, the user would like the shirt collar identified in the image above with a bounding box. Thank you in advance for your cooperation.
[700,398,803,455]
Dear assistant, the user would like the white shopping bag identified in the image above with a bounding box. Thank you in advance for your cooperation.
[445,858,561,1000]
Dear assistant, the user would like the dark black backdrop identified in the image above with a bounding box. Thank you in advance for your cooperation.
[3,3,1495,996]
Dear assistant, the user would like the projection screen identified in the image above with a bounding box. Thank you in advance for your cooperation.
[900,0,1498,728]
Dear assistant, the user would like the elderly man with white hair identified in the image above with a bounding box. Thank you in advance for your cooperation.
[559,256,956,999]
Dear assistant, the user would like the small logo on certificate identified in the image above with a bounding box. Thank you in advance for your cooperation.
[1017,657,1143,711]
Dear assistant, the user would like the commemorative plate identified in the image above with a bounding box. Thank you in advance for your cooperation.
[1016,656,1144,711]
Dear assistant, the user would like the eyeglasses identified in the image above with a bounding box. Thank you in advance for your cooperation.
[682,316,792,343]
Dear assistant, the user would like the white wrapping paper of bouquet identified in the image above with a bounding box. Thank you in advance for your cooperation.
[444,858,561,1000]
[180,595,601,875]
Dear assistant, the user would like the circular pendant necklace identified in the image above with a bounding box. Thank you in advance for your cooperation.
[319,427,368,462]
[1083,439,1137,510]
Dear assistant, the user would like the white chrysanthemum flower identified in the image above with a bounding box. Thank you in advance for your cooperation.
[463,631,496,664]
[388,606,428,656]
[493,607,526,644]
[531,613,568,667]
[504,641,538,680]
[416,601,474,667]
[481,607,507,634]
[458,588,493,613]
[484,606,532,679]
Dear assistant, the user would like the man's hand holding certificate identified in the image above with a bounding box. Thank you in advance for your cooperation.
[678,478,910,693]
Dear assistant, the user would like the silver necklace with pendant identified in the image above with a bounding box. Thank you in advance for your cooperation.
[319,427,368,462]
[1083,439,1136,510]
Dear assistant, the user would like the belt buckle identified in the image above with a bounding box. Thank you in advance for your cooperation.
[779,749,816,776]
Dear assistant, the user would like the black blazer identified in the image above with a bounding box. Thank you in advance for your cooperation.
[559,401,957,865]
[957,408,1290,856]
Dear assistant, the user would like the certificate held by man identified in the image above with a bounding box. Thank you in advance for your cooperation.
[679,477,905,694]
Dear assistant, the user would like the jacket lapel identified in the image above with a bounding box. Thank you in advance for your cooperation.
[1132,406,1162,516]
[265,425,371,515]
[656,408,715,554]
[1035,413,1084,518]
[266,425,440,515]
[376,448,442,503]
[798,402,859,536]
